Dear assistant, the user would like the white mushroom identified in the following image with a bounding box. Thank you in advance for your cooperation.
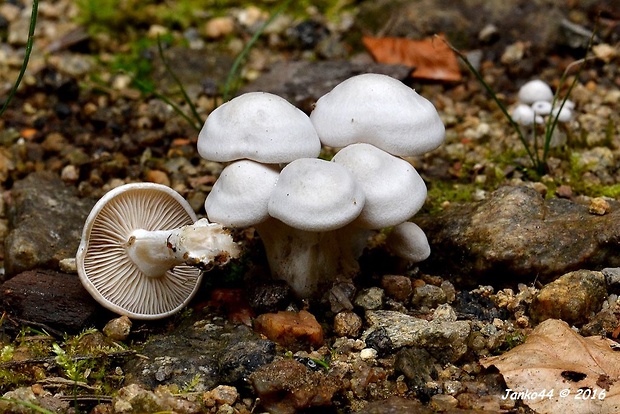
[551,105,573,122]
[531,100,552,115]
[309,73,445,156]
[385,221,431,263]
[268,158,365,231]
[197,92,321,163]
[332,143,427,229]
[517,79,554,104]
[511,104,543,126]
[252,158,367,298]
[205,160,280,228]
[76,183,240,320]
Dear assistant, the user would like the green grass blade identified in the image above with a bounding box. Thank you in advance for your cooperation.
[441,37,538,170]
[0,0,39,117]
[156,35,204,130]
[222,0,291,102]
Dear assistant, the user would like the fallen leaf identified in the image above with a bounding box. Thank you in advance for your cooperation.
[362,34,462,82]
[481,319,620,414]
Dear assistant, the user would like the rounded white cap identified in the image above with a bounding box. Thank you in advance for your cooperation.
[332,143,427,229]
[551,105,573,122]
[76,183,202,320]
[206,160,280,227]
[385,221,431,262]
[268,158,365,231]
[531,100,552,115]
[517,79,554,104]
[198,92,321,163]
[310,73,445,156]
[511,104,543,126]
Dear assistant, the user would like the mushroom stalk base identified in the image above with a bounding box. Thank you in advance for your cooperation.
[127,218,240,278]
[255,219,369,298]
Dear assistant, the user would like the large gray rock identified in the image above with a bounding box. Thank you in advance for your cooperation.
[416,186,620,286]
[240,60,412,113]
[3,171,95,279]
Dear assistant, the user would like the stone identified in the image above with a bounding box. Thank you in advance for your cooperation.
[0,269,100,332]
[529,269,607,326]
[354,287,384,310]
[416,186,620,286]
[253,310,324,350]
[240,60,412,113]
[356,395,433,414]
[103,315,132,341]
[364,310,471,362]
[3,171,95,280]
[395,347,437,389]
[249,358,341,414]
[123,321,270,392]
[218,339,276,384]
[333,310,363,338]
[113,383,199,414]
[411,284,448,309]
[381,274,413,302]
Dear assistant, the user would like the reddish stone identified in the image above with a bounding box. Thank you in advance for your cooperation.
[254,310,324,350]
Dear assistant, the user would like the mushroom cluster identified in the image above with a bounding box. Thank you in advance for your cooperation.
[200,74,445,298]
[76,183,240,320]
[511,79,574,126]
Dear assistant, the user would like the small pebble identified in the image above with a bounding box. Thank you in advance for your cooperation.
[589,197,610,215]
[103,315,132,341]
[353,287,384,310]
[359,348,377,360]
[381,274,413,302]
[333,311,362,338]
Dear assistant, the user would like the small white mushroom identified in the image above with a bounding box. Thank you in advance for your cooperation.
[252,158,367,298]
[268,158,365,232]
[197,92,321,163]
[511,104,543,126]
[332,143,427,229]
[310,73,445,156]
[517,79,554,104]
[76,183,240,320]
[385,221,431,263]
[551,105,573,122]
[205,159,280,228]
[531,100,552,115]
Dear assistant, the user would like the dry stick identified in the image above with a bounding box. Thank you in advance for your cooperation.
[0,0,38,117]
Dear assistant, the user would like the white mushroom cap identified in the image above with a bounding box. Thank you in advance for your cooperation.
[332,143,427,229]
[198,92,321,163]
[531,100,552,115]
[517,79,554,104]
[309,73,445,157]
[385,221,431,263]
[511,104,543,126]
[76,183,203,320]
[551,105,573,122]
[268,158,365,232]
[206,160,280,227]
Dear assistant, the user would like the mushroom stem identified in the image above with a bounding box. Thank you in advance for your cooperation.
[255,218,370,298]
[126,218,240,278]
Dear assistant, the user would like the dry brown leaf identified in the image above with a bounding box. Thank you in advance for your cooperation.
[362,34,462,82]
[481,319,620,414]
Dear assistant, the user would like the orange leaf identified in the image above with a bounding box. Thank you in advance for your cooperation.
[363,34,462,82]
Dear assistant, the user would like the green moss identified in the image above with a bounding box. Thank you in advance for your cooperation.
[424,181,478,214]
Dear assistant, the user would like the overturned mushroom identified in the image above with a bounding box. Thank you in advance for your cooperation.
[76,183,240,320]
